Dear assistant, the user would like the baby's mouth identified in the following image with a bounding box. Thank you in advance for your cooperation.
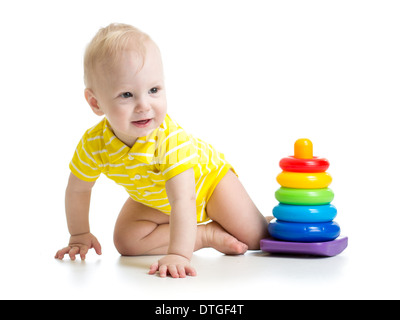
[131,119,152,128]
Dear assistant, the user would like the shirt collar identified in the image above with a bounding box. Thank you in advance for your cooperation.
[128,129,158,164]
[103,118,166,164]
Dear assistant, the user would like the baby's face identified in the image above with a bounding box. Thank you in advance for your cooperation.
[92,40,167,147]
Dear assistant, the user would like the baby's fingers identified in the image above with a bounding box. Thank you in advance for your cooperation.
[177,265,187,278]
[183,265,197,277]
[69,246,80,261]
[148,262,174,277]
[167,265,179,278]
[55,246,71,260]
[79,246,89,260]
[148,260,196,278]
[159,265,168,278]
[149,261,159,275]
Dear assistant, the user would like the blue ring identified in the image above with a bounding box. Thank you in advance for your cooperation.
[268,220,341,242]
[273,204,337,223]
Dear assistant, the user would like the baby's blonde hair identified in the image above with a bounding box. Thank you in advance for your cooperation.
[84,23,151,88]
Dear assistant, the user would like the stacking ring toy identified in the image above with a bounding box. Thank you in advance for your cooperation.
[279,156,330,173]
[268,220,341,242]
[275,187,334,205]
[276,171,332,189]
[272,204,337,223]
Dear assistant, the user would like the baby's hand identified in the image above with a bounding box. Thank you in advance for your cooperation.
[54,232,102,261]
[149,254,197,278]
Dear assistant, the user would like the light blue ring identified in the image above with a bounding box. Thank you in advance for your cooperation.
[273,204,337,223]
[268,220,341,242]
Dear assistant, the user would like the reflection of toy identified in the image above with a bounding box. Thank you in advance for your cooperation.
[261,139,348,256]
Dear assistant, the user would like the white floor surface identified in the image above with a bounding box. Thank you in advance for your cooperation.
[1,230,400,300]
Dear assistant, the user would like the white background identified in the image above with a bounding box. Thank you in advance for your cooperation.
[1,0,399,299]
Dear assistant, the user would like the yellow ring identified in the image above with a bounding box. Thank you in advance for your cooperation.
[276,171,332,189]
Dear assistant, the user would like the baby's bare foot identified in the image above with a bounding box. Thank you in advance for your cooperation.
[266,216,274,224]
[204,222,248,255]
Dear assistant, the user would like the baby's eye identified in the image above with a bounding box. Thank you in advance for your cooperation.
[121,92,133,98]
[149,87,158,94]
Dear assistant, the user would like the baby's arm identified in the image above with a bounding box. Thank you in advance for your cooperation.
[54,173,102,260]
[149,168,197,278]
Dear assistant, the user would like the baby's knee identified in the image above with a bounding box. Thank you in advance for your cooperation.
[113,232,142,256]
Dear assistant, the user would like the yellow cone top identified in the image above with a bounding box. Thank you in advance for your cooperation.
[294,138,313,159]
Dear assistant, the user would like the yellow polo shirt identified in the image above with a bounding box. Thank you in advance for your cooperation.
[69,114,233,223]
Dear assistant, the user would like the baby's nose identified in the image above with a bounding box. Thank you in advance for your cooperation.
[135,98,151,112]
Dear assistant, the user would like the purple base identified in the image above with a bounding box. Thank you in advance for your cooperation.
[260,236,348,257]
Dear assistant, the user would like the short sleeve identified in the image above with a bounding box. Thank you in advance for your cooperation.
[157,129,199,181]
[69,137,101,182]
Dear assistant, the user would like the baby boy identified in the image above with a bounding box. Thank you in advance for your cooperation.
[55,23,269,278]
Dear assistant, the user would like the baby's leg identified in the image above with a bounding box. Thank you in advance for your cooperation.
[113,198,215,255]
[205,170,269,250]
[113,198,171,255]
[113,169,269,256]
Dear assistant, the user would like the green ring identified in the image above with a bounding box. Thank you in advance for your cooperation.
[275,187,334,205]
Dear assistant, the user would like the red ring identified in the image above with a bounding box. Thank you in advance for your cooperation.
[279,156,330,173]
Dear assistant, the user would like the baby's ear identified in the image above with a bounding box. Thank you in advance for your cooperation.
[84,88,104,116]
